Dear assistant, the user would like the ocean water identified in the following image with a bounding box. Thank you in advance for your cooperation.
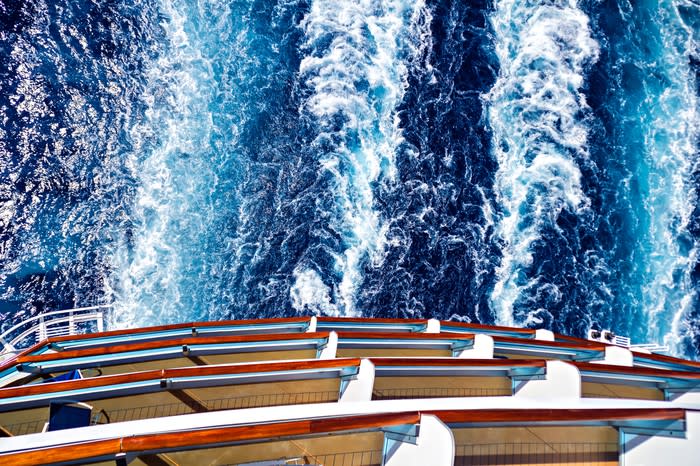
[1,0,699,357]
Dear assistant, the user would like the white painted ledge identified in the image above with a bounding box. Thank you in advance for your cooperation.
[621,411,700,466]
[513,360,581,400]
[457,334,494,359]
[590,346,633,367]
[318,331,338,359]
[306,316,317,333]
[425,319,441,334]
[339,359,375,402]
[384,414,454,466]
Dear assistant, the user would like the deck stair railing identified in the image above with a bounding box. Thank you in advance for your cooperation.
[0,305,110,356]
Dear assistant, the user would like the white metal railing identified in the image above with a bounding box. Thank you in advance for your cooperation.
[0,305,111,355]
[630,343,671,354]
[613,335,631,347]
[587,329,669,354]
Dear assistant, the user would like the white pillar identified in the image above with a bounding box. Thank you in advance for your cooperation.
[339,359,375,402]
[590,346,633,367]
[535,329,554,341]
[621,411,699,466]
[425,319,441,334]
[307,316,318,333]
[318,331,338,359]
[513,360,581,400]
[384,414,454,466]
[457,334,494,359]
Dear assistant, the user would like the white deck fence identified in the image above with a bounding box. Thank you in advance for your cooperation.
[0,305,110,357]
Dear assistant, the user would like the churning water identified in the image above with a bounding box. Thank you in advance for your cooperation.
[1,0,699,358]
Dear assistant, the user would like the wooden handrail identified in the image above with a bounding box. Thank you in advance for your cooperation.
[47,317,311,343]
[0,341,48,372]
[369,358,546,367]
[0,412,420,466]
[18,332,330,364]
[0,408,689,466]
[318,317,427,324]
[335,331,474,340]
[440,321,535,335]
[632,350,700,370]
[573,361,700,380]
[430,408,687,424]
[492,335,607,351]
[0,358,360,400]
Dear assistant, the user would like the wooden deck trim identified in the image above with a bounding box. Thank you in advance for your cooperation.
[317,317,426,325]
[439,321,535,335]
[47,317,311,344]
[0,341,50,372]
[0,358,361,400]
[369,358,546,368]
[430,408,687,424]
[632,351,700,370]
[0,412,419,466]
[492,335,607,351]
[0,408,688,465]
[18,332,330,364]
[573,361,700,380]
[0,438,123,466]
[335,332,474,340]
[0,369,164,399]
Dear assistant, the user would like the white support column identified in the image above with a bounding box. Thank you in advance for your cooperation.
[620,411,700,466]
[513,360,581,400]
[38,316,47,342]
[457,334,494,359]
[307,316,318,333]
[384,414,454,466]
[535,329,555,341]
[318,331,338,359]
[590,346,633,367]
[96,313,104,333]
[425,319,441,334]
[339,359,375,402]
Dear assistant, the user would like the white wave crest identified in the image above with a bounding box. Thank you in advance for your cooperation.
[486,0,599,326]
[296,0,431,315]
[640,2,699,354]
[108,0,219,329]
[290,268,337,316]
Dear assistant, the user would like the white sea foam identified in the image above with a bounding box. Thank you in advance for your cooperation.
[295,0,430,316]
[290,268,337,316]
[108,0,219,329]
[640,1,699,354]
[486,0,599,326]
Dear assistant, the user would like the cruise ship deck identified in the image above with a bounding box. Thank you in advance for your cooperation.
[0,316,698,465]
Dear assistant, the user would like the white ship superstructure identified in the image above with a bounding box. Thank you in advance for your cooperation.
[0,316,697,465]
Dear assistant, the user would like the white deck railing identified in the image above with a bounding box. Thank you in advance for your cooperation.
[0,305,110,355]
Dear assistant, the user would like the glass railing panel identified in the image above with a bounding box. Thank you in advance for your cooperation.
[454,442,618,465]
[373,387,510,399]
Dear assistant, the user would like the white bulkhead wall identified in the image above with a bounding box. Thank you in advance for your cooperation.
[513,360,581,400]
[620,411,700,466]
[384,414,454,466]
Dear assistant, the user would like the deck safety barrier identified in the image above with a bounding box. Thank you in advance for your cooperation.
[5,390,340,436]
[0,305,109,355]
[454,442,618,465]
[373,387,510,400]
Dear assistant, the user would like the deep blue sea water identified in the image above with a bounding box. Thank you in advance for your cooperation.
[1,0,699,357]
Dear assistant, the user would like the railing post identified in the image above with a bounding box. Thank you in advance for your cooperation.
[38,315,46,342]
[96,312,104,333]
[68,311,76,336]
